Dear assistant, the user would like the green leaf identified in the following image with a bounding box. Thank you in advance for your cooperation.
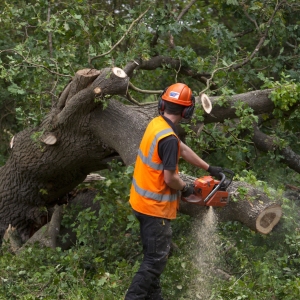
[8,83,26,95]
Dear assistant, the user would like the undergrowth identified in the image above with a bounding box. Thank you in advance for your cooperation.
[1,162,300,299]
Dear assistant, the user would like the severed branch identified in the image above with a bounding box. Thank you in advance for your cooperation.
[253,123,300,173]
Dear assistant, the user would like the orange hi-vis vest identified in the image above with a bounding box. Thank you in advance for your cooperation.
[129,116,180,219]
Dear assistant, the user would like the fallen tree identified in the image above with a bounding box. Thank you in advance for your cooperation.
[3,176,282,253]
[0,66,291,246]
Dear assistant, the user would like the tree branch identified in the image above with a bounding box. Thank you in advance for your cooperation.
[0,49,72,78]
[253,123,300,173]
[169,0,197,47]
[233,1,286,70]
[124,56,216,88]
[90,7,150,64]
[176,0,197,21]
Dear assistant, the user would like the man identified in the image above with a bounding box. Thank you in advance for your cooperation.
[125,83,223,300]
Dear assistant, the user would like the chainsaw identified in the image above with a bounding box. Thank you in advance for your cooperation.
[181,169,234,207]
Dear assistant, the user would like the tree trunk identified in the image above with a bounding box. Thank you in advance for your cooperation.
[0,68,131,241]
[3,177,282,253]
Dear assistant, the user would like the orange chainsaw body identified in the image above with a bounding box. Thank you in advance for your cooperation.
[181,175,229,207]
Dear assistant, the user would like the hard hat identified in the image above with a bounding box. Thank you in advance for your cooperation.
[161,83,193,106]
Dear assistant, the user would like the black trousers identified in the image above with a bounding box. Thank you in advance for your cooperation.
[125,210,172,300]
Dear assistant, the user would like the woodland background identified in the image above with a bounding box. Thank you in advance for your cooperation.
[0,0,300,299]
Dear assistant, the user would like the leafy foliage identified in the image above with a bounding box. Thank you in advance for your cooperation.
[216,197,300,299]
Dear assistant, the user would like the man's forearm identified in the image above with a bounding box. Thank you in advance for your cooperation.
[180,142,209,170]
[164,170,186,190]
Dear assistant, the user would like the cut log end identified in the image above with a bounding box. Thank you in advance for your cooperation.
[256,204,282,234]
[94,87,102,94]
[200,93,212,114]
[112,67,127,78]
[41,133,57,145]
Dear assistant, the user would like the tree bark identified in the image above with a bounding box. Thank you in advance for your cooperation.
[0,68,130,241]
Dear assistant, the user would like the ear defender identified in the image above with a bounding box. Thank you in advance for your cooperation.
[158,87,168,114]
[181,95,195,119]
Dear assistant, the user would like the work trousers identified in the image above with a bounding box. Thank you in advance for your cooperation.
[125,210,172,300]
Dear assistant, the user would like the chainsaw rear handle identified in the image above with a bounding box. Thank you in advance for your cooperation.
[203,172,226,203]
[221,168,235,176]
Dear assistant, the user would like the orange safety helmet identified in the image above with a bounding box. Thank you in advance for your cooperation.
[161,83,193,106]
[159,83,195,119]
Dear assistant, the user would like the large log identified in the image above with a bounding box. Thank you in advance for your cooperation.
[2,174,282,253]
[179,177,282,234]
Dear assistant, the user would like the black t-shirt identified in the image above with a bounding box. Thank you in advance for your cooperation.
[158,116,179,171]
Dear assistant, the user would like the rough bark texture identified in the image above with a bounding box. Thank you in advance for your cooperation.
[0,68,130,241]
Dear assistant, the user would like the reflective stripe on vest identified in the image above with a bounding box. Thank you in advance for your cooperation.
[137,127,173,171]
[132,177,178,202]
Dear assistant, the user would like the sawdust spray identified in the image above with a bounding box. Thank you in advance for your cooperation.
[188,207,220,299]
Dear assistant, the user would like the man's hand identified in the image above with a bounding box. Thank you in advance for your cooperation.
[207,166,223,179]
[181,183,194,197]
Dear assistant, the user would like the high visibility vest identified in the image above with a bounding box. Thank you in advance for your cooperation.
[129,116,180,219]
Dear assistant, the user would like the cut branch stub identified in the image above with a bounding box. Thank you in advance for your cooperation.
[112,67,127,78]
[83,173,106,182]
[9,136,14,149]
[200,93,212,113]
[65,68,101,106]
[94,87,102,95]
[40,133,57,145]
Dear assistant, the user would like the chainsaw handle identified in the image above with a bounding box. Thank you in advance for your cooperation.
[219,168,234,188]
[221,168,235,176]
[203,172,226,203]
